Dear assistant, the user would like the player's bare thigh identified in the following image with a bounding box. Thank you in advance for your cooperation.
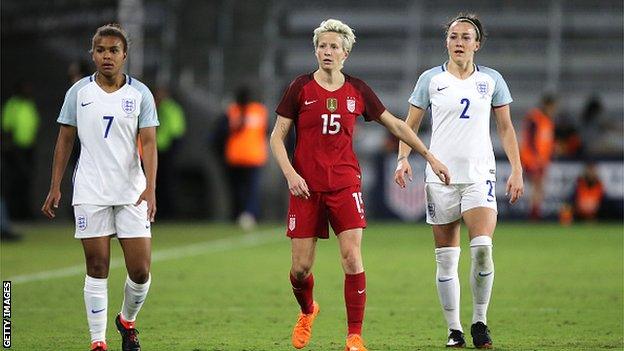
[337,228,364,274]
[291,238,318,279]
[81,236,112,278]
[462,207,497,239]
[432,220,461,248]
[119,237,152,284]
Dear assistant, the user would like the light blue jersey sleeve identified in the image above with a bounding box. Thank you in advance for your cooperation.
[479,66,513,107]
[57,77,91,126]
[130,77,160,128]
[408,66,443,109]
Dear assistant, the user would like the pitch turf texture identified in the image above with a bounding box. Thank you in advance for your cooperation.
[2,222,622,350]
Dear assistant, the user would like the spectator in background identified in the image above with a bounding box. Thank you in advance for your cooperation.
[68,60,91,84]
[554,111,582,158]
[155,86,186,218]
[1,81,40,219]
[224,86,268,230]
[521,94,557,220]
[573,162,604,220]
[578,96,604,156]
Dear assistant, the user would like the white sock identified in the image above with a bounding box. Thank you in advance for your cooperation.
[121,274,151,322]
[470,236,494,325]
[435,247,462,332]
[84,275,108,342]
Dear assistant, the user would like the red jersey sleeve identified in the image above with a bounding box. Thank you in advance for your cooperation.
[275,74,312,119]
[348,76,386,121]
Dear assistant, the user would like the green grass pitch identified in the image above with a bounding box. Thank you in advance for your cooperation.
[1,222,622,350]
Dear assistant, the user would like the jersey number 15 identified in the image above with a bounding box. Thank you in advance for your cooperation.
[321,113,341,135]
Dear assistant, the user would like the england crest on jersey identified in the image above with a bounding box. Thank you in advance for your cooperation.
[476,81,489,98]
[77,215,87,231]
[122,98,136,114]
[347,97,356,113]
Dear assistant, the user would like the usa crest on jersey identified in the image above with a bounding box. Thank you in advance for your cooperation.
[122,98,136,114]
[346,97,356,113]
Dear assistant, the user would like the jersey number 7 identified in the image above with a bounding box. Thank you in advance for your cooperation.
[103,116,114,138]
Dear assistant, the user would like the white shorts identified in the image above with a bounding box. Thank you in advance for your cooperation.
[425,182,497,225]
[74,202,151,239]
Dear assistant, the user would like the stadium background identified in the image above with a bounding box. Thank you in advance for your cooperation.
[0,1,623,350]
[1,0,623,222]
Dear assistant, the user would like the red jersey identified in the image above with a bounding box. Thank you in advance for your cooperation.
[276,73,385,191]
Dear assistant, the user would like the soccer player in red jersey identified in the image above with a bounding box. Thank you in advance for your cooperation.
[270,19,450,351]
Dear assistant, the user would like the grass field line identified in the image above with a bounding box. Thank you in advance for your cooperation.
[8,227,283,285]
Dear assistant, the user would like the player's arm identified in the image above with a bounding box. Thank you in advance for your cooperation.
[42,124,77,219]
[269,115,310,199]
[493,104,524,204]
[377,110,450,185]
[394,105,427,187]
[137,127,157,221]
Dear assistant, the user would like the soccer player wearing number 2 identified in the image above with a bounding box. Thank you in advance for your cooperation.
[42,24,158,351]
[394,13,524,349]
[271,19,450,351]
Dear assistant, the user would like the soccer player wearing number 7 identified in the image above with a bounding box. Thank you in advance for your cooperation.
[41,24,159,351]
[394,13,524,349]
[271,19,450,351]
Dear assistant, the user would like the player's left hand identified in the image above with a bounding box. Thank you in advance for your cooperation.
[136,188,157,222]
[506,170,524,204]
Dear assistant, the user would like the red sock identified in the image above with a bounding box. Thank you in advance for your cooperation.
[290,273,314,314]
[344,272,366,335]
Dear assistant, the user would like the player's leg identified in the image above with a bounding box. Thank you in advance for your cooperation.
[462,182,498,349]
[426,184,464,347]
[288,192,324,349]
[114,203,152,351]
[528,168,544,220]
[75,204,115,350]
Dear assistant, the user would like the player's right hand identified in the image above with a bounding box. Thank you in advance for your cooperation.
[41,188,61,219]
[394,159,413,188]
[286,171,310,199]
[430,157,451,185]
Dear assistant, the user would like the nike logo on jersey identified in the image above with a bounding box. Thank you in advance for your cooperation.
[437,86,449,91]
[81,101,94,107]
[304,100,317,105]
[357,289,366,294]
[91,308,106,314]
[438,277,454,282]
[478,271,493,277]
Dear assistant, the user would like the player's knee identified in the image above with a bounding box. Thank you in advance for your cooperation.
[340,247,362,272]
[86,258,109,278]
[435,247,460,276]
[470,236,493,271]
[291,262,313,279]
[127,266,150,284]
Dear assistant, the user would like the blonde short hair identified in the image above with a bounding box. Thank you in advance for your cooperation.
[312,19,356,53]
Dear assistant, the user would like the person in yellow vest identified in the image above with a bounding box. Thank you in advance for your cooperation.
[1,82,40,219]
[520,94,557,220]
[225,86,268,229]
[155,86,186,218]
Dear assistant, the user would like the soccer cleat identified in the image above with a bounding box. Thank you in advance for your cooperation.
[115,314,141,351]
[345,334,367,351]
[471,322,493,349]
[446,329,466,348]
[90,341,107,351]
[291,301,320,349]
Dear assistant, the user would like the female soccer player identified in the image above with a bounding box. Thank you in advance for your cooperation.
[42,24,158,351]
[394,13,524,349]
[271,19,450,351]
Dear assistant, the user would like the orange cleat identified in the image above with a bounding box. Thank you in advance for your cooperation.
[345,334,368,351]
[291,301,320,349]
[90,340,108,351]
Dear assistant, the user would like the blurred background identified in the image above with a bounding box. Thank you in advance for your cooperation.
[1,0,623,233]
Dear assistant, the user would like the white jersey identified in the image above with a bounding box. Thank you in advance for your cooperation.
[409,63,512,184]
[57,73,159,205]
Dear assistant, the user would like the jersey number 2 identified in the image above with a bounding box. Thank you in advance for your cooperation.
[103,116,114,138]
[459,98,470,119]
[321,114,341,134]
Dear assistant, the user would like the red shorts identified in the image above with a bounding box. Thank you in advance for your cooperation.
[286,184,367,239]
